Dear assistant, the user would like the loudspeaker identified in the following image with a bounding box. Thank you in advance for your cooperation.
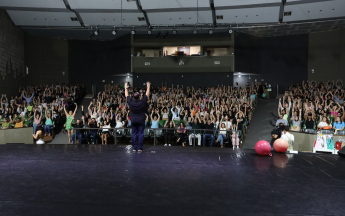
[338,146,345,157]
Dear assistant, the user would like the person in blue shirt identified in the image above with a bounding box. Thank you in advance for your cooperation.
[150,110,160,130]
[333,116,344,134]
[276,114,288,126]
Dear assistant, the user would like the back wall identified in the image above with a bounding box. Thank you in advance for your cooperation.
[68,34,131,94]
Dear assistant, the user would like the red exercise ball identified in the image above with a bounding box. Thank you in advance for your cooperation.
[255,140,272,156]
[273,138,289,152]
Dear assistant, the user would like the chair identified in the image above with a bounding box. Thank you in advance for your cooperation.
[304,129,317,134]
[337,130,345,135]
[159,120,166,128]
[144,128,150,138]
[126,128,132,138]
[320,129,333,134]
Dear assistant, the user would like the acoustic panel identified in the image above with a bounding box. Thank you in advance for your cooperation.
[140,0,210,10]
[214,0,280,7]
[216,7,280,24]
[0,0,66,8]
[148,11,213,25]
[284,0,345,22]
[6,11,79,26]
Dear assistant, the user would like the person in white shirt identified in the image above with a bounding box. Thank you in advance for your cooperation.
[222,115,232,130]
[171,107,180,121]
[115,116,125,135]
[317,116,331,129]
[281,126,294,151]
[101,121,111,145]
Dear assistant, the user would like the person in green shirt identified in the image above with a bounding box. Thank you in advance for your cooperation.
[27,103,33,112]
[1,118,10,129]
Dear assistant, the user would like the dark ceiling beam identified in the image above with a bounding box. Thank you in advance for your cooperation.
[62,0,84,27]
[135,0,150,27]
[209,0,217,27]
[278,0,287,23]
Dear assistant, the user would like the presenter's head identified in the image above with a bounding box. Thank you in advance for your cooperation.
[133,92,140,100]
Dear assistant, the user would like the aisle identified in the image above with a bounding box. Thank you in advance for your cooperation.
[50,98,92,144]
[243,98,279,149]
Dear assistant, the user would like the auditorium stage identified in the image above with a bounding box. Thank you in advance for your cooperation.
[0,144,344,216]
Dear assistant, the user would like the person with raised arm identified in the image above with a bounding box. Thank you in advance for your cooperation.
[64,104,78,143]
[126,81,150,152]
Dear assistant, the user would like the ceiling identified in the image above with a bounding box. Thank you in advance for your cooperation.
[1,0,345,39]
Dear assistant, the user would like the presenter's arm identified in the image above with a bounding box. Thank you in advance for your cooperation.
[146,82,151,99]
[124,83,129,98]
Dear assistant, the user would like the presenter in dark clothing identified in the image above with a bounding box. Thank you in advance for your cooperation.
[125,81,150,152]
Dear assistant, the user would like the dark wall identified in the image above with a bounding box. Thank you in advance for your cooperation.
[0,9,25,97]
[235,33,308,97]
[234,32,261,73]
[25,33,69,85]
[260,34,309,96]
[308,28,345,82]
[69,34,131,93]
[134,72,233,89]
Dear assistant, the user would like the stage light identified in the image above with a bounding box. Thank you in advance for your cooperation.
[148,30,152,34]
[209,29,213,34]
[112,30,117,35]
[229,29,233,34]
[131,30,136,35]
[172,30,177,34]
[193,29,198,34]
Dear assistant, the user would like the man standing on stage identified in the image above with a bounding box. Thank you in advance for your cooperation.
[125,81,150,152]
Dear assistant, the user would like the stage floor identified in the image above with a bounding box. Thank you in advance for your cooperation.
[0,144,345,216]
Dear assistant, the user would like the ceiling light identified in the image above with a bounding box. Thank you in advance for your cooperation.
[239,75,241,77]
[208,29,213,34]
[172,30,177,34]
[193,29,198,34]
[131,30,136,34]
[249,76,251,79]
[148,30,152,34]
[229,29,233,34]
[94,27,99,36]
[112,30,117,35]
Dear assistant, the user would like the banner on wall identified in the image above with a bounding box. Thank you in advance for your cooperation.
[313,133,334,153]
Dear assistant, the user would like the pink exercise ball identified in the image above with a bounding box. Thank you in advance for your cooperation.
[255,140,272,156]
[273,138,289,153]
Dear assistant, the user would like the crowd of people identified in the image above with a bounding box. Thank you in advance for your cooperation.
[272,80,345,150]
[0,84,85,143]
[72,82,258,148]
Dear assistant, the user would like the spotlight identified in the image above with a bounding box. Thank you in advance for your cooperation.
[239,75,241,77]
[208,29,213,34]
[148,30,152,34]
[228,29,233,34]
[131,30,136,35]
[249,76,251,79]
[193,29,198,34]
[112,30,117,35]
[172,30,177,34]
